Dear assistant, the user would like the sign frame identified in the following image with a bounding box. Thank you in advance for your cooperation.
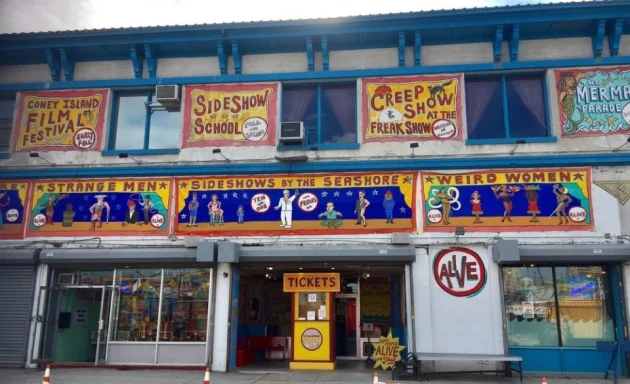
[283,273,341,293]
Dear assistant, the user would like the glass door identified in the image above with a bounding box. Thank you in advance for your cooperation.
[30,286,61,364]
[335,296,358,358]
[96,286,113,365]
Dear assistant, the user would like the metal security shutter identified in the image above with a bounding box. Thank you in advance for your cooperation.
[0,265,36,367]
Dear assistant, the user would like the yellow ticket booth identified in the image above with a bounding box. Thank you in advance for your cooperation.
[283,272,340,370]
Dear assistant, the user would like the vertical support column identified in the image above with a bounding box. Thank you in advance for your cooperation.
[398,31,406,68]
[414,30,422,67]
[509,24,520,62]
[493,25,504,63]
[25,264,49,368]
[59,48,74,81]
[306,36,314,72]
[144,44,157,78]
[129,44,144,79]
[608,18,623,57]
[44,48,60,82]
[231,40,241,75]
[321,36,329,71]
[217,41,227,75]
[592,19,606,58]
[212,263,234,372]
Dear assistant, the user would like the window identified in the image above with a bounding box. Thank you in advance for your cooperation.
[0,94,16,153]
[161,268,210,342]
[503,265,615,348]
[281,83,357,149]
[466,75,551,143]
[108,90,181,153]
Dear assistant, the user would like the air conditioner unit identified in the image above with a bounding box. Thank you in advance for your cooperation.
[155,85,181,112]
[279,122,304,146]
[58,273,76,285]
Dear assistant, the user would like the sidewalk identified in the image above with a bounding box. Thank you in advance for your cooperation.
[1,368,629,384]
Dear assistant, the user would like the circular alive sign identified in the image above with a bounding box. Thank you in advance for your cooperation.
[568,206,587,223]
[298,192,318,212]
[301,328,323,351]
[431,119,457,140]
[73,128,97,149]
[32,213,47,228]
[5,208,19,223]
[426,208,443,224]
[433,247,487,297]
[250,193,271,213]
[242,117,268,142]
[150,213,165,228]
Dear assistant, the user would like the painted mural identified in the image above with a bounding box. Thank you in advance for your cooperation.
[26,178,172,237]
[12,90,109,152]
[362,75,463,142]
[0,181,30,240]
[555,66,630,137]
[421,168,593,232]
[175,172,416,236]
[182,83,278,147]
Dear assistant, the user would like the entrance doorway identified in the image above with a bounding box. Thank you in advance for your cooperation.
[335,296,358,358]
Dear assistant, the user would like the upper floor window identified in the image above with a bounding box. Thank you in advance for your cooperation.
[466,75,550,143]
[109,90,181,152]
[281,83,357,149]
[0,94,16,153]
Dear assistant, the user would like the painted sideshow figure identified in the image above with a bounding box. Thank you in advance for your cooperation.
[525,186,541,222]
[139,195,154,225]
[552,184,573,225]
[430,188,454,225]
[274,189,299,229]
[318,202,343,228]
[187,193,199,227]
[470,191,483,224]
[89,195,110,230]
[122,199,139,227]
[382,190,395,224]
[0,192,9,229]
[492,185,520,223]
[354,190,370,227]
[44,193,68,225]
[237,205,245,224]
[208,194,224,226]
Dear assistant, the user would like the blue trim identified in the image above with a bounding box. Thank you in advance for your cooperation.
[609,19,623,57]
[609,265,628,376]
[228,264,240,372]
[0,152,9,160]
[493,26,503,63]
[231,40,241,75]
[592,19,606,58]
[306,36,314,71]
[509,24,519,62]
[58,48,74,81]
[398,31,405,67]
[541,72,553,137]
[321,36,329,71]
[107,90,121,150]
[414,30,421,66]
[143,91,152,150]
[1,152,629,180]
[316,84,322,145]
[466,136,558,145]
[276,143,361,152]
[102,148,180,156]
[144,44,157,78]
[501,76,510,138]
[216,41,227,75]
[44,48,60,82]
[129,44,144,79]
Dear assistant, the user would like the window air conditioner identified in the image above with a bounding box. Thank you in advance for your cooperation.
[155,85,181,112]
[279,122,304,146]
[58,273,76,285]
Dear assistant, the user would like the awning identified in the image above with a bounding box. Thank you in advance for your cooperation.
[0,249,39,265]
[39,246,216,264]
[492,239,630,263]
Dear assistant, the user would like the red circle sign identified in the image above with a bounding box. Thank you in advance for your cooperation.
[433,247,486,297]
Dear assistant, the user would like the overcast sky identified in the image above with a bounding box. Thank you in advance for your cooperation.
[0,0,590,34]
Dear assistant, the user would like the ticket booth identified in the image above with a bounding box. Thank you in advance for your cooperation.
[283,272,340,370]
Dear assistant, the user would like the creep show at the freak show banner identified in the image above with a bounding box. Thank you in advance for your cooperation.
[175,172,416,235]
[362,74,463,142]
[12,90,109,152]
[422,168,593,232]
[0,180,30,239]
[26,179,172,237]
[555,66,630,137]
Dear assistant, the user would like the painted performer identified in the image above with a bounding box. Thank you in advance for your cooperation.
[236,205,245,224]
[139,195,154,225]
[557,72,586,135]
[274,189,299,229]
[208,194,224,226]
[430,188,455,225]
[492,185,518,223]
[89,195,110,230]
[382,190,395,224]
[354,190,370,227]
[318,202,343,229]
[187,193,199,227]
[552,184,573,225]
[0,192,9,230]
[44,193,68,225]
[525,186,541,223]
[122,199,139,227]
[470,191,483,224]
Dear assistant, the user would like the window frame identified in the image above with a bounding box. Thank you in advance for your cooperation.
[103,89,181,156]
[465,73,557,146]
[278,81,360,151]
[0,92,17,159]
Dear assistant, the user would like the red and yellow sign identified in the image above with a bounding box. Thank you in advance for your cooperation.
[12,90,109,152]
[362,75,463,142]
[372,331,405,370]
[182,83,278,147]
[283,273,340,293]
[0,180,30,240]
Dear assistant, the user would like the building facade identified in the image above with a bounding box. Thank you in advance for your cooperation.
[0,1,630,375]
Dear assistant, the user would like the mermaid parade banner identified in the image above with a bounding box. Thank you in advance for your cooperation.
[555,66,630,137]
[175,172,416,236]
[0,181,30,239]
[26,178,172,237]
[421,168,593,232]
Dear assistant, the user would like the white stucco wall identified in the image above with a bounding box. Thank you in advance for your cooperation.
[242,53,307,74]
[329,48,398,70]
[157,57,222,78]
[0,64,50,84]
[519,37,593,61]
[73,61,135,81]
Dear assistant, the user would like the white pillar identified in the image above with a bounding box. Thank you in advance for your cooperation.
[211,263,232,372]
[411,247,433,353]
[25,264,48,368]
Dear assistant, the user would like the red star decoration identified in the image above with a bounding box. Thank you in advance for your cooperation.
[36,185,44,191]
[180,182,188,189]
[159,182,168,190]
[573,173,584,181]
[403,176,413,184]
[425,176,434,183]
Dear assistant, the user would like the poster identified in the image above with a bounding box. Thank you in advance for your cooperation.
[26,178,172,237]
[422,168,593,232]
[182,83,278,147]
[555,66,630,137]
[361,281,392,324]
[372,332,405,370]
[175,172,416,236]
[0,180,29,240]
[12,89,109,152]
[362,74,463,142]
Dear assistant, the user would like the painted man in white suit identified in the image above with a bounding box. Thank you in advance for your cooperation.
[274,189,299,228]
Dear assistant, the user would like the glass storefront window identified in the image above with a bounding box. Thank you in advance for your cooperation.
[555,266,615,347]
[160,268,210,342]
[297,293,327,320]
[111,269,162,342]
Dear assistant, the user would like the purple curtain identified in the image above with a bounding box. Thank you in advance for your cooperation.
[510,78,547,135]
[283,88,316,121]
[323,86,356,143]
[466,80,499,135]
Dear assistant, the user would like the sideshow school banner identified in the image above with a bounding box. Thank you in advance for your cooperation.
[26,178,172,238]
[555,66,630,137]
[421,168,593,232]
[175,172,416,236]
[182,83,278,147]
[12,90,109,152]
[0,181,30,240]
[362,75,463,143]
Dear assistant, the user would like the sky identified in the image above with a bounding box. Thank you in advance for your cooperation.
[0,0,591,34]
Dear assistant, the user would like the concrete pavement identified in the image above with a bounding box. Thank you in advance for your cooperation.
[0,368,628,384]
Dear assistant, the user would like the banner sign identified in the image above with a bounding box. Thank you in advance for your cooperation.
[362,74,463,142]
[175,172,416,236]
[421,168,593,232]
[26,178,172,237]
[555,66,630,137]
[12,90,109,152]
[372,331,405,370]
[433,248,487,298]
[182,83,278,147]
[360,281,392,324]
[0,181,30,239]
[283,273,340,293]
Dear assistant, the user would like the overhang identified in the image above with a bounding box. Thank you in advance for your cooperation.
[0,248,39,265]
[492,239,630,263]
[39,246,216,264]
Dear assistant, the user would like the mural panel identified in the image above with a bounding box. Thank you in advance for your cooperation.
[26,178,172,237]
[0,180,30,239]
[421,168,593,232]
[175,172,416,236]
